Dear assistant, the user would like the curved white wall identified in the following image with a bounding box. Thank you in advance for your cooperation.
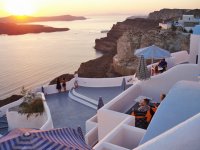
[93,63,200,144]
[135,113,200,150]
[1,93,53,132]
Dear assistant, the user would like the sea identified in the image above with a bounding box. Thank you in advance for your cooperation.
[0,15,131,99]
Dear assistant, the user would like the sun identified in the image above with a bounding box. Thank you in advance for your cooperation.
[4,0,36,16]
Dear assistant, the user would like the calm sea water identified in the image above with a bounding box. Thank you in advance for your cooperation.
[0,15,130,99]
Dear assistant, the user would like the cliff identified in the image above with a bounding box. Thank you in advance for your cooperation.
[0,23,69,35]
[53,9,193,78]
[77,54,121,78]
[95,18,160,53]
[148,8,200,21]
[113,30,190,75]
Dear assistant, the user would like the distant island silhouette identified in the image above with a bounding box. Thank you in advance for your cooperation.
[0,15,86,23]
[0,15,86,35]
[0,23,69,35]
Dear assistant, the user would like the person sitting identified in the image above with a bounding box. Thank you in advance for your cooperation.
[158,59,167,73]
[160,94,166,101]
[151,65,159,76]
[152,93,166,107]
[137,99,150,112]
[131,99,151,129]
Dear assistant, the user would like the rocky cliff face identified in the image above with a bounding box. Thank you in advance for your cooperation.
[148,8,200,21]
[113,30,190,75]
[53,9,194,79]
[77,54,120,78]
[95,18,160,53]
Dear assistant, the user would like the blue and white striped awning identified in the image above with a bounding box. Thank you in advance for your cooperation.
[0,128,91,150]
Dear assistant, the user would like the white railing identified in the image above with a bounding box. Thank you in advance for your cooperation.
[86,115,98,133]
[85,126,98,147]
[0,98,23,117]
[40,93,54,130]
[94,116,145,150]
[34,76,135,96]
[78,76,135,88]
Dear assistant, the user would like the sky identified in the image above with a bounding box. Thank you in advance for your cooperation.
[0,0,199,17]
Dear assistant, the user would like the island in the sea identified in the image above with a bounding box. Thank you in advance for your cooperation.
[0,15,86,35]
[0,23,69,35]
[0,15,86,23]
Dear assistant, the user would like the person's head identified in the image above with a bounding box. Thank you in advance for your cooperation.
[140,98,150,106]
[57,78,60,82]
[162,58,166,62]
[160,94,166,101]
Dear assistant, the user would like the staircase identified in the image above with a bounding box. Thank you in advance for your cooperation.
[0,115,9,135]
[68,89,98,109]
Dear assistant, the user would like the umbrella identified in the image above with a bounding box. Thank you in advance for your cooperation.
[0,128,91,150]
[121,78,126,91]
[135,55,150,80]
[134,45,171,64]
[97,97,104,110]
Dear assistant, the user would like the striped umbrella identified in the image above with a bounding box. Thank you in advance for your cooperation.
[0,128,91,150]
[136,55,150,80]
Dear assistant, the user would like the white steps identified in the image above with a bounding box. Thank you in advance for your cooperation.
[68,89,98,110]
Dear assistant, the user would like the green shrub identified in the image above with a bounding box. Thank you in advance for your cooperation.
[18,87,44,119]
[19,97,44,119]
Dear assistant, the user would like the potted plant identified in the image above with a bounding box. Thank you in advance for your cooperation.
[18,87,44,119]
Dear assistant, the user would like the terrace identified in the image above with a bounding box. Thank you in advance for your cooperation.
[45,85,131,134]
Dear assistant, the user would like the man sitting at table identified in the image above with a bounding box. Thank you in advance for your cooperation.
[158,59,167,73]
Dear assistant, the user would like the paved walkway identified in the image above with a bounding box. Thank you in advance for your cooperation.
[46,92,96,134]
[46,85,132,134]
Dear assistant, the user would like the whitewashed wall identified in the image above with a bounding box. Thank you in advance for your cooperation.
[135,113,200,150]
[189,34,200,64]
[92,63,200,146]
[3,93,53,131]
[78,76,134,87]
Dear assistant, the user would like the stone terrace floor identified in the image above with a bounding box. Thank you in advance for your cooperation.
[45,85,132,134]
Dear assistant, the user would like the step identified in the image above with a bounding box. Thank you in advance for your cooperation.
[72,89,98,105]
[68,91,97,110]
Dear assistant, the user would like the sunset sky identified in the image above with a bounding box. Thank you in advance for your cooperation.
[0,0,199,17]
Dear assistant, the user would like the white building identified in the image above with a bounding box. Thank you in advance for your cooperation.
[178,15,200,32]
[85,33,200,149]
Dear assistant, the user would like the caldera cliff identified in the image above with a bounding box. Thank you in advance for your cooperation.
[77,9,196,77]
